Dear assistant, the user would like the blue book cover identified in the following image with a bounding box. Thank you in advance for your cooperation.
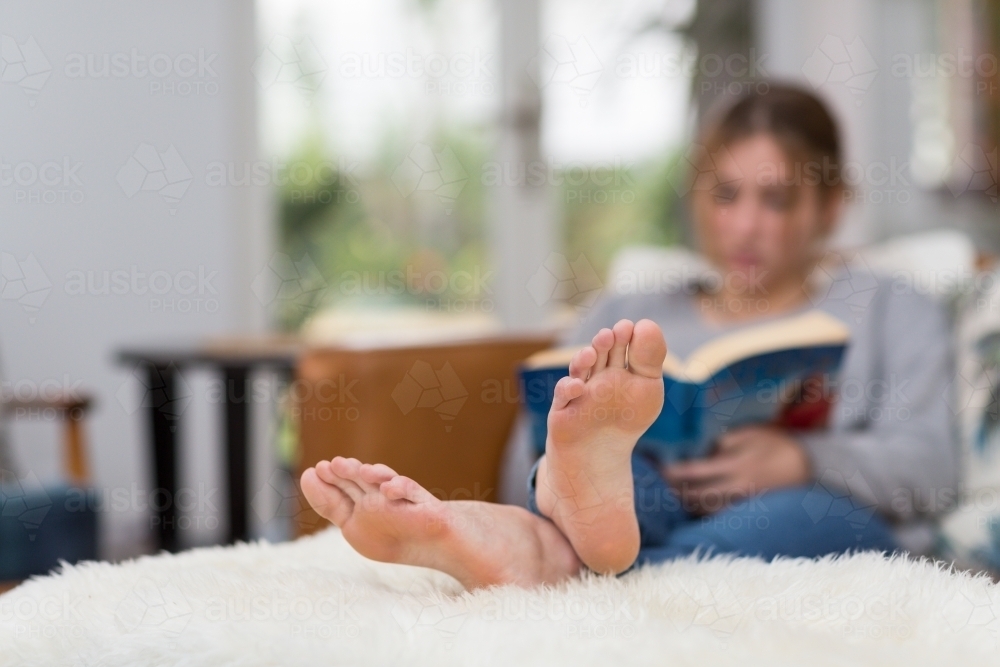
[520,310,850,462]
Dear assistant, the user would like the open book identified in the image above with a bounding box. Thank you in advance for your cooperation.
[520,310,851,461]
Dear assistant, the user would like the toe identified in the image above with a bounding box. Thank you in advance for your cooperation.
[332,456,364,485]
[608,320,634,368]
[359,462,397,486]
[353,463,384,493]
[569,346,597,380]
[329,457,366,502]
[627,319,667,379]
[381,475,437,504]
[337,457,363,477]
[315,460,337,485]
[553,376,585,410]
[301,468,354,526]
[591,328,614,373]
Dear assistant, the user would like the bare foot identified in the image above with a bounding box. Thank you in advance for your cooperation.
[535,319,666,574]
[300,457,581,589]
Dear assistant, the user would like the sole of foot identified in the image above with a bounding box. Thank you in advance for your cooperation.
[534,318,666,574]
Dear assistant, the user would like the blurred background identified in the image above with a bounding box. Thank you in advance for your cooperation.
[0,0,997,564]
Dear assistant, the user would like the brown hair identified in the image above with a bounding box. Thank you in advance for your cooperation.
[695,83,843,201]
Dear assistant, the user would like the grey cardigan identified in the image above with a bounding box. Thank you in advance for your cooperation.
[567,271,959,554]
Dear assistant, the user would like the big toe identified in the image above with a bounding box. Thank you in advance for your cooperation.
[628,319,667,379]
[301,467,353,526]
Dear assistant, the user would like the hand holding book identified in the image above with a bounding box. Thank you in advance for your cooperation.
[663,424,812,514]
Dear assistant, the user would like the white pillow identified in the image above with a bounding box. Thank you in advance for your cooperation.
[858,229,977,304]
[607,230,977,303]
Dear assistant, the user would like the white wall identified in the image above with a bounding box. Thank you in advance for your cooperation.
[0,0,270,559]
[756,0,944,246]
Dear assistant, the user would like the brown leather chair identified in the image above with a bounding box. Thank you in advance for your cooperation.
[294,335,553,535]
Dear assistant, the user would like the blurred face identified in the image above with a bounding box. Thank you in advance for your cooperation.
[693,134,839,294]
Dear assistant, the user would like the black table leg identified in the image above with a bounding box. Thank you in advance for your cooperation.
[146,363,179,553]
[223,366,250,544]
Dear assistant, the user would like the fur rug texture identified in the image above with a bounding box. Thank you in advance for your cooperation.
[1,527,999,666]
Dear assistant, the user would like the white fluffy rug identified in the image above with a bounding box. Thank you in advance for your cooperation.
[2,528,999,666]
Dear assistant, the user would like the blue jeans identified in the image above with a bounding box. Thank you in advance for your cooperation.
[527,453,897,566]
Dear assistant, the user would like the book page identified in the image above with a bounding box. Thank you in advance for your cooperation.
[522,310,850,384]
[680,310,850,382]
